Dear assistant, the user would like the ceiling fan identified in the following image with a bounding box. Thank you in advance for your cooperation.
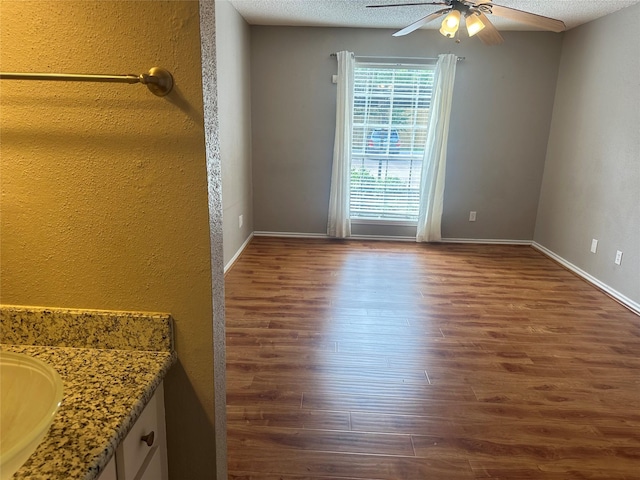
[367,0,566,45]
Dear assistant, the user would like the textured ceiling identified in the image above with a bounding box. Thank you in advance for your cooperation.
[228,0,640,31]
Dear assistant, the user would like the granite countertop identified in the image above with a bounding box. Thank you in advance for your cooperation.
[0,306,177,480]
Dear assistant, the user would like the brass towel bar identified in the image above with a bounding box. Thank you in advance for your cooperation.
[0,66,173,97]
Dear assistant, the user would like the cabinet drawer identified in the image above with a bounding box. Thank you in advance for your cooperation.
[116,384,164,480]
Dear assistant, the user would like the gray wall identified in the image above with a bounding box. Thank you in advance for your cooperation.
[216,0,253,266]
[534,3,640,304]
[250,26,563,239]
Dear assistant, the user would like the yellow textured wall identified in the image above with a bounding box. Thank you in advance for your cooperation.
[0,1,217,477]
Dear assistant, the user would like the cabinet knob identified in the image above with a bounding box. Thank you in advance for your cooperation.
[141,431,155,447]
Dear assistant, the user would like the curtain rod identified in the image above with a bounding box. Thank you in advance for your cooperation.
[0,66,174,97]
[330,53,464,62]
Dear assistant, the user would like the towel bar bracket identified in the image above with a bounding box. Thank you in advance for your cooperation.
[139,67,173,97]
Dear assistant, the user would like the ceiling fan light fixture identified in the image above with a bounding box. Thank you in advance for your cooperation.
[439,10,461,38]
[465,12,485,37]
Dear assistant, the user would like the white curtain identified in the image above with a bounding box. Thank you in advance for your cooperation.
[327,51,354,238]
[416,54,457,242]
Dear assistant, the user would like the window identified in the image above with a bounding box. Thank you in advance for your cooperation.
[350,63,435,223]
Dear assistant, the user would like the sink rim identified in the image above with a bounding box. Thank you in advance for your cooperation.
[0,350,64,472]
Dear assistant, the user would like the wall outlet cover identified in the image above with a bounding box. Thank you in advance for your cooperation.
[615,250,623,265]
[590,239,598,253]
[469,211,477,222]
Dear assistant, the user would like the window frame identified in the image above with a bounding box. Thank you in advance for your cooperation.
[349,59,436,226]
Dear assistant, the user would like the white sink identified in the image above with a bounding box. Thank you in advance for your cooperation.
[0,351,63,480]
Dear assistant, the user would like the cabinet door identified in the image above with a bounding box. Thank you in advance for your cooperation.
[116,382,168,480]
[138,448,163,480]
[97,455,117,480]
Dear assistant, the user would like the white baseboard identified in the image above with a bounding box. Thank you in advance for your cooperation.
[253,231,329,239]
[254,231,414,242]
[442,237,533,245]
[253,233,533,244]
[532,242,640,316]
[351,234,416,242]
[224,232,254,274]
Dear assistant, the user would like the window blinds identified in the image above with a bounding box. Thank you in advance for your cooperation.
[350,64,436,222]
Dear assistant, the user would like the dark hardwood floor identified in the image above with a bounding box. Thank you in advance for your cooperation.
[224,237,640,479]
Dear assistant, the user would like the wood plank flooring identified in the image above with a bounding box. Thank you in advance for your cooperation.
[224,237,640,479]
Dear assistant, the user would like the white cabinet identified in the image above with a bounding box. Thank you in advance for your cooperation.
[97,382,168,480]
[98,456,117,480]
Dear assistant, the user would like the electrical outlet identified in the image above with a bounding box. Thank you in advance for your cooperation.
[469,211,477,222]
[590,239,598,253]
[239,214,244,229]
[615,250,623,265]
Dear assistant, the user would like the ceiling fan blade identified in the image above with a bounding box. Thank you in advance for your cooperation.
[487,3,566,32]
[474,12,504,45]
[367,2,447,8]
[392,8,450,36]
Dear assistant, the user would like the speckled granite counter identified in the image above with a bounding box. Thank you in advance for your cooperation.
[0,306,177,480]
